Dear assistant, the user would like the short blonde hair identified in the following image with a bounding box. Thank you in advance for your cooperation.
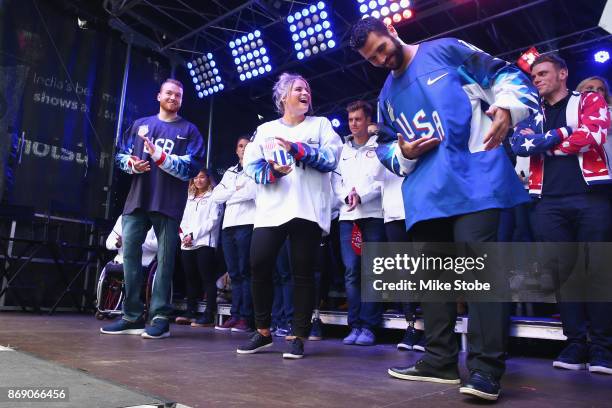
[272,72,312,115]
[576,76,611,104]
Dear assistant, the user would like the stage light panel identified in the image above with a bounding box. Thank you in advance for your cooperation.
[356,0,413,26]
[229,29,272,82]
[594,50,610,63]
[288,2,336,61]
[187,52,224,99]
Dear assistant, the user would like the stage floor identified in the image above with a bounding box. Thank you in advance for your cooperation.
[0,312,609,408]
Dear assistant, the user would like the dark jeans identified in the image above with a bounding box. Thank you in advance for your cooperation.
[410,209,509,380]
[385,220,419,322]
[339,218,385,330]
[222,225,253,320]
[532,193,612,349]
[250,218,321,338]
[122,209,178,322]
[181,246,217,317]
[271,239,293,327]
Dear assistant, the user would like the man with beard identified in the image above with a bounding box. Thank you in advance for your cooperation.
[349,18,538,401]
[101,79,205,339]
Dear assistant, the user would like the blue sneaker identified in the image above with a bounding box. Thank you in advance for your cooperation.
[355,328,376,346]
[553,342,588,370]
[308,318,323,341]
[100,318,145,335]
[397,326,421,350]
[588,344,612,375]
[459,371,501,401]
[141,318,170,339]
[282,338,305,359]
[343,328,361,345]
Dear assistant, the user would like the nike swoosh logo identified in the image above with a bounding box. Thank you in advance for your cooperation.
[427,73,448,85]
[177,136,188,140]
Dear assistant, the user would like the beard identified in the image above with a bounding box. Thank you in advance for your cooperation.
[387,36,405,71]
[160,99,180,113]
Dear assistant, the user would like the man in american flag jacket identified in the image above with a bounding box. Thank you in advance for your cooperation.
[511,54,612,376]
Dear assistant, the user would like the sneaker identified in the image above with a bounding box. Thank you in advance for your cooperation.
[459,371,501,401]
[343,328,361,345]
[308,318,323,341]
[231,318,253,333]
[191,315,215,327]
[588,344,612,375]
[553,342,588,370]
[236,331,273,354]
[388,359,460,384]
[283,337,305,359]
[100,318,145,335]
[175,316,196,325]
[413,335,426,352]
[397,326,421,350]
[215,316,239,331]
[141,318,170,339]
[355,328,376,346]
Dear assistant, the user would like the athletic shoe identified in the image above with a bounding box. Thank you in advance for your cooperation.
[459,371,501,401]
[355,328,376,346]
[388,359,460,384]
[397,326,421,350]
[141,318,170,339]
[175,316,196,325]
[343,328,361,345]
[100,318,145,335]
[215,316,239,331]
[191,315,215,327]
[308,318,323,341]
[236,332,273,354]
[231,318,253,333]
[413,335,426,352]
[553,342,588,370]
[588,344,612,375]
[283,337,305,359]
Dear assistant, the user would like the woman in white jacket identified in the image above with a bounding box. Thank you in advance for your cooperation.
[177,169,223,327]
[236,72,342,359]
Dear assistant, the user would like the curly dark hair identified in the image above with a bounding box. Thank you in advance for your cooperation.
[349,16,390,50]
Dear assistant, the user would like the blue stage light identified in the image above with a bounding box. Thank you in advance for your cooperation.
[287,3,336,60]
[331,118,340,128]
[187,52,224,98]
[229,30,273,81]
[594,50,610,63]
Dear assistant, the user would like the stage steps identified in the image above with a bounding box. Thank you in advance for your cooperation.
[176,301,566,349]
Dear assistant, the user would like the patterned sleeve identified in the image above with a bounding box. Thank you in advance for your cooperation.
[450,38,540,125]
[552,92,610,155]
[150,124,206,181]
[511,110,568,156]
[115,122,141,174]
[287,117,341,172]
[374,111,418,177]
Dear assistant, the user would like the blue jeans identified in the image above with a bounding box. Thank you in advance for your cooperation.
[122,209,178,322]
[339,218,385,329]
[272,239,293,327]
[222,225,253,320]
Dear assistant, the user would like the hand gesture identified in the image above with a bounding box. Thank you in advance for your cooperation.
[346,187,361,212]
[269,160,293,175]
[275,137,292,152]
[138,134,156,156]
[130,155,150,173]
[483,106,511,150]
[397,134,440,159]
[182,234,193,247]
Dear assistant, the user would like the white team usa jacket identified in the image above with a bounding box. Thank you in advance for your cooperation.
[332,135,386,221]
